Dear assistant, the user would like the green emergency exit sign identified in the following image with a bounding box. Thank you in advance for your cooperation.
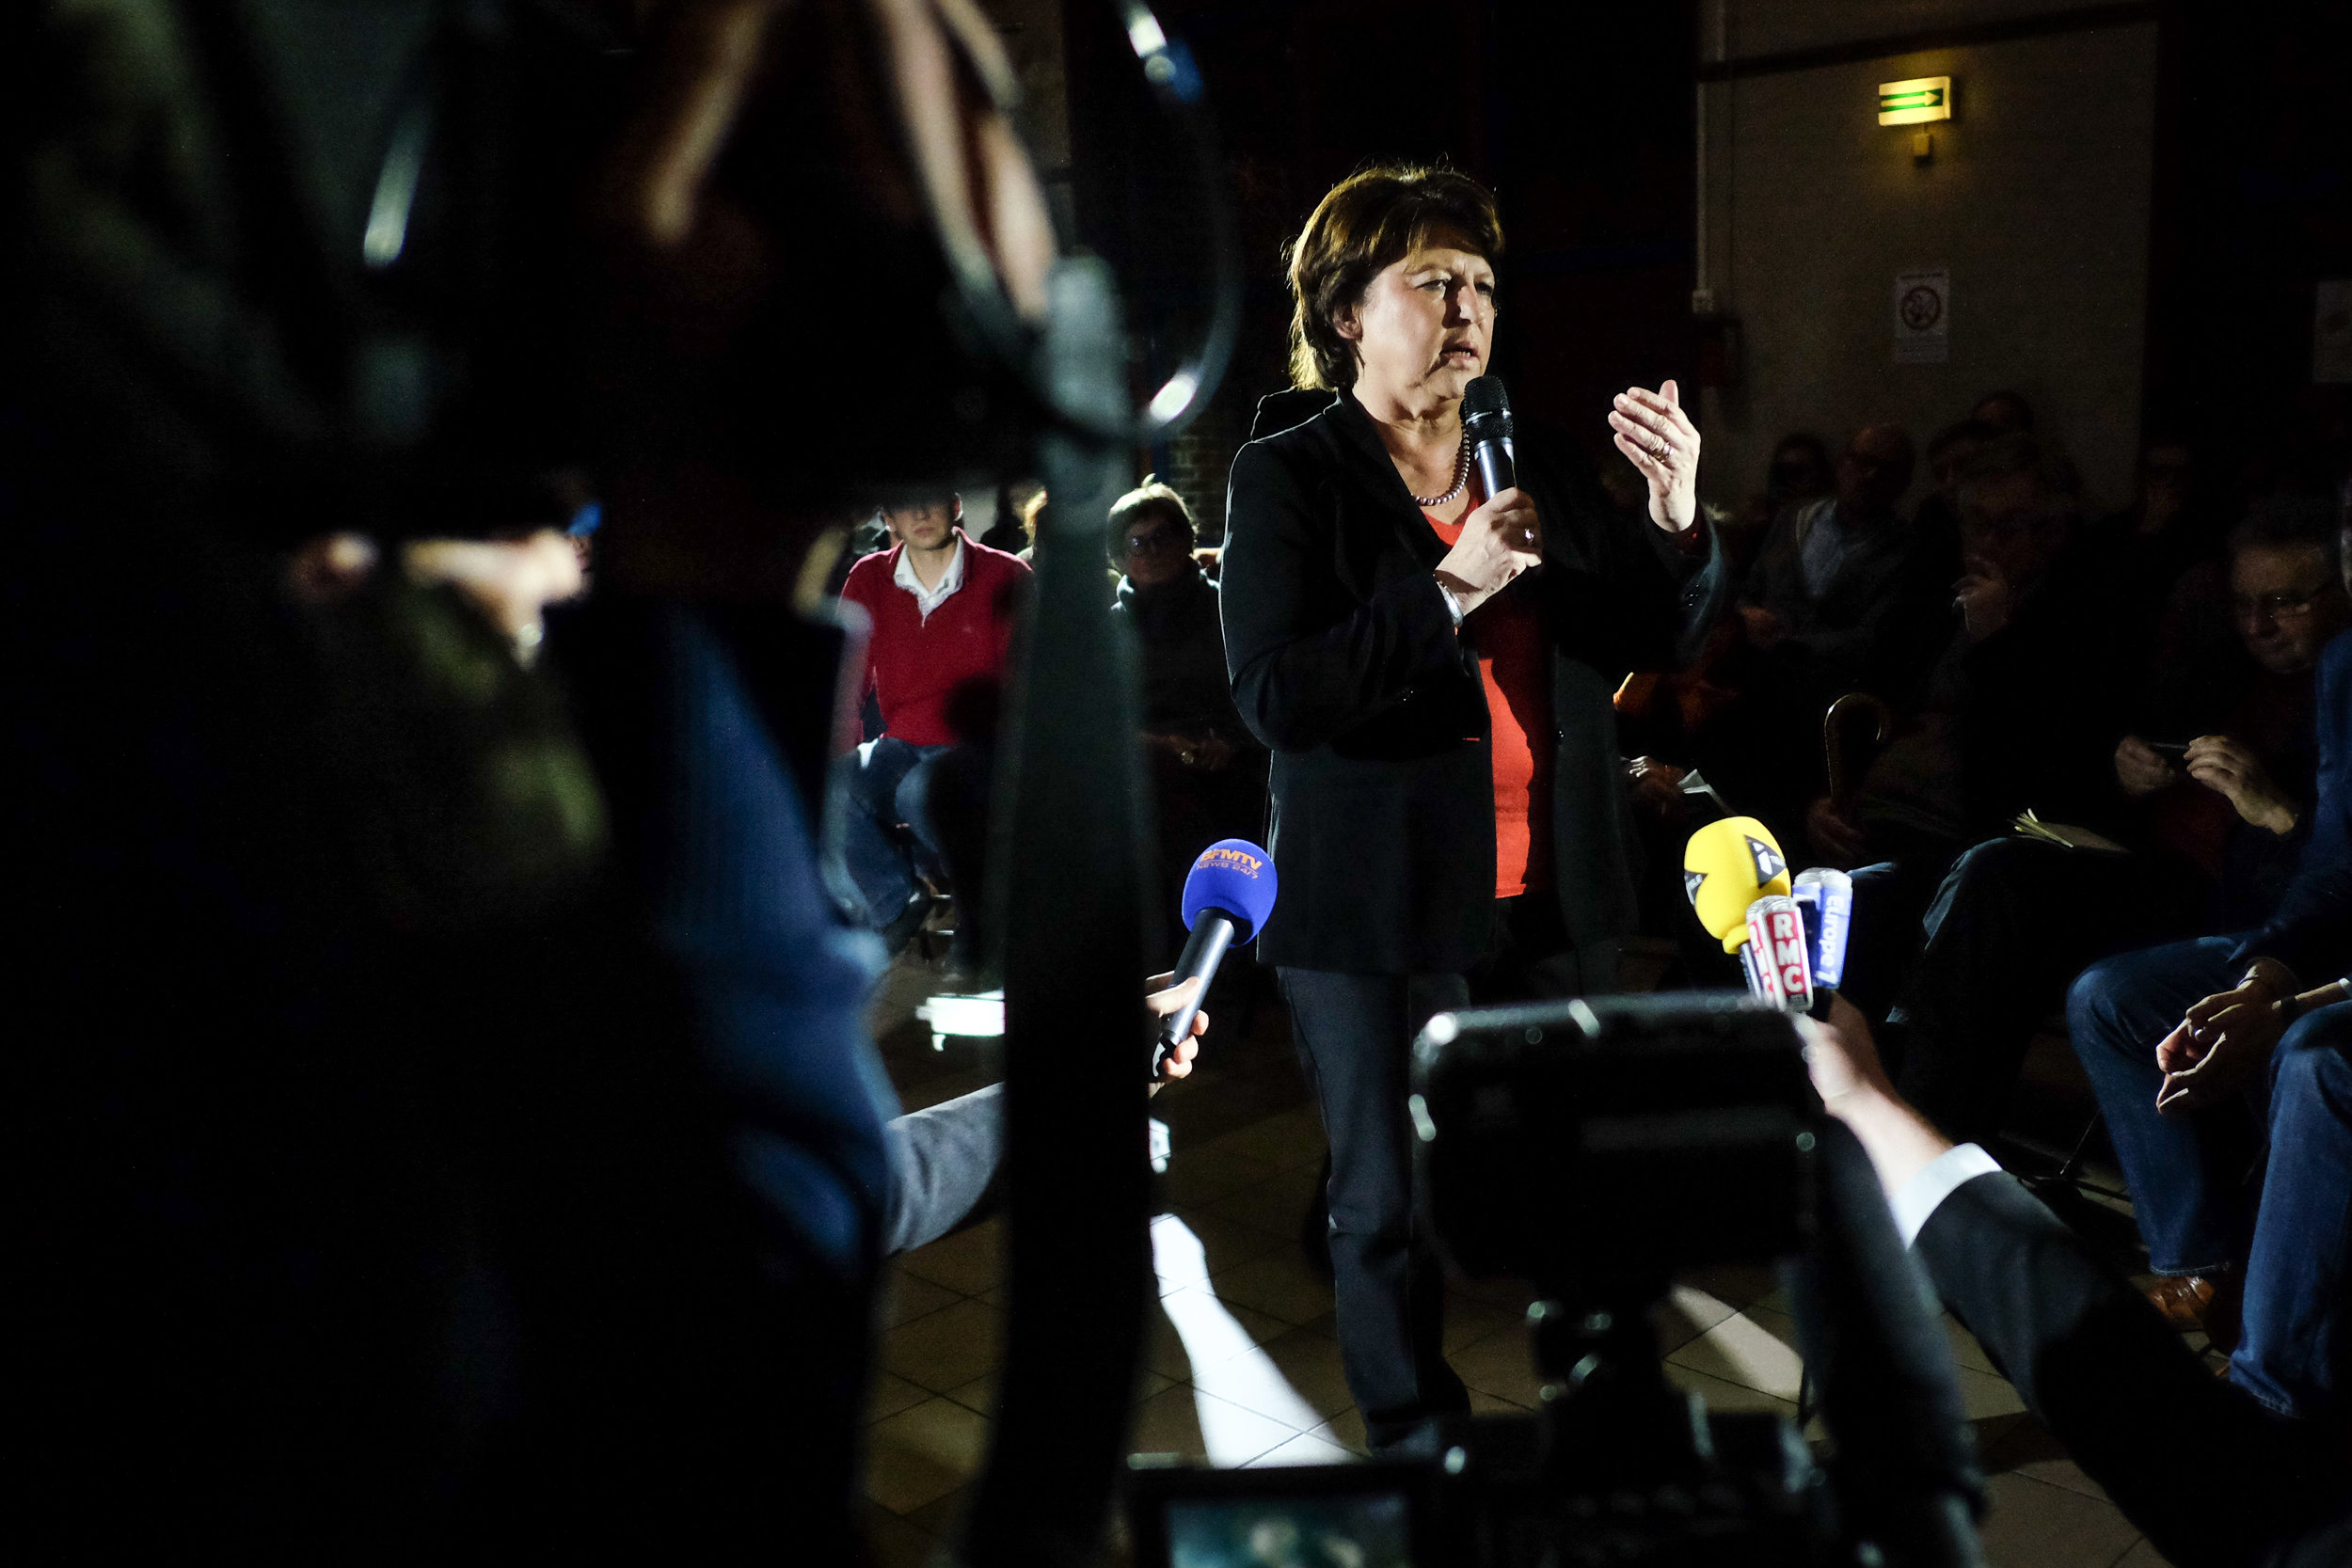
[1878,76,1953,126]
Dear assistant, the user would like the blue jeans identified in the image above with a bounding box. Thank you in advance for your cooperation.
[839,736,950,927]
[837,736,994,935]
[2069,934,2352,1418]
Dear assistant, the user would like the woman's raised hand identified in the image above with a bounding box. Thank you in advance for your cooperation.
[1608,380,1701,533]
[1435,486,1543,616]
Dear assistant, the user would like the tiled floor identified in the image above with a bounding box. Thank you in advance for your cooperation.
[859,949,2181,1567]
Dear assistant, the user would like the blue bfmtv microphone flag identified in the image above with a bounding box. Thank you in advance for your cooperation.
[1182,839,1279,942]
[1156,840,1279,1075]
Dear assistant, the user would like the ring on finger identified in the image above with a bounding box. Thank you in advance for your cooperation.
[1650,442,1672,463]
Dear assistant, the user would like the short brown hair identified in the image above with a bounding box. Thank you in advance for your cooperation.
[1105,478,1194,562]
[1284,166,1504,391]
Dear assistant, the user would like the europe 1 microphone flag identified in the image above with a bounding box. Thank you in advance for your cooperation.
[1792,867,1853,991]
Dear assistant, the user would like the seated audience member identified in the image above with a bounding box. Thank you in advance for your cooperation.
[2070,541,2352,1420]
[2096,439,2225,662]
[1811,435,2132,1011]
[1805,1000,2352,1568]
[1701,423,1953,840]
[1862,499,2345,1144]
[1970,388,2036,436]
[1723,431,1834,575]
[978,481,1041,555]
[2127,498,2344,923]
[1909,418,1994,554]
[1734,423,1940,687]
[2129,485,2254,776]
[1106,480,1267,903]
[837,493,1032,949]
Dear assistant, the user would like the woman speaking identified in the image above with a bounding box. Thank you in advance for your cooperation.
[1219,166,1727,1448]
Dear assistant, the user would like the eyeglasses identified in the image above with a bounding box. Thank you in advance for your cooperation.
[2233,586,2331,624]
[1123,526,1187,556]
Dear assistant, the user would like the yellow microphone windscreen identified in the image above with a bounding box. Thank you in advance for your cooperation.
[1682,816,1793,952]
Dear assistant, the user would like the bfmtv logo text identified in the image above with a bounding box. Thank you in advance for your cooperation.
[1195,846,1264,878]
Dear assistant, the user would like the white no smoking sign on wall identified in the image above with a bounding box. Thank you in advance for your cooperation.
[1895,267,1950,364]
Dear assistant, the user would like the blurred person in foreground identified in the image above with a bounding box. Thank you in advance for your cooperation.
[1859,498,2344,1146]
[1106,480,1265,906]
[1802,998,2352,1568]
[6,0,1108,1555]
[1219,165,1727,1448]
[836,492,1031,953]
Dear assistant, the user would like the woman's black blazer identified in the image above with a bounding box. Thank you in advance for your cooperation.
[1219,388,1728,976]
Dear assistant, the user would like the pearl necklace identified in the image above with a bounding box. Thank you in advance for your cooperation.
[1409,431,1471,510]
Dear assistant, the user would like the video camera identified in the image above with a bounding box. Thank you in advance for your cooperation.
[1127,992,1985,1568]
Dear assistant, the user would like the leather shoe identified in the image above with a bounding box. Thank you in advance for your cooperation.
[2146,1271,2243,1354]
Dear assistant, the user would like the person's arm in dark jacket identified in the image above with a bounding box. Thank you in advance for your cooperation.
[1220,440,1467,752]
[1916,1174,2347,1568]
[2234,632,2352,984]
[1807,1001,2351,1568]
[1629,508,1731,673]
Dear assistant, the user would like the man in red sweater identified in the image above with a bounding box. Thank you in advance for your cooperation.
[837,494,1032,949]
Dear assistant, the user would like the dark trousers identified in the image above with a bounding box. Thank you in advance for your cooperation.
[1868,837,2201,1144]
[2069,936,2352,1418]
[1279,895,1595,1449]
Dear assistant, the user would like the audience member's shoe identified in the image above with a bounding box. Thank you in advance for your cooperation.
[2146,1270,2243,1354]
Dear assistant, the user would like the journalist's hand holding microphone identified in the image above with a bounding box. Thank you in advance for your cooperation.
[1434,487,1543,616]
[1798,996,1958,1204]
[1145,974,1207,1093]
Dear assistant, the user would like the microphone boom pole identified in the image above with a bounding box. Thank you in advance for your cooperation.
[961,261,1154,1568]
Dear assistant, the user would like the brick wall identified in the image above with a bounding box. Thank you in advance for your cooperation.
[1158,398,1248,545]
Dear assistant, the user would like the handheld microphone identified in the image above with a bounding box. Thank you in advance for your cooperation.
[1745,894,1816,1015]
[1155,839,1279,1076]
[1681,816,1791,954]
[1793,867,1854,991]
[1683,843,1979,1560]
[1685,818,1839,1017]
[1462,375,1516,499]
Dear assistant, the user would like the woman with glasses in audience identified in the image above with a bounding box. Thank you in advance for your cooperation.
[1217,165,1728,1449]
[1109,481,1266,906]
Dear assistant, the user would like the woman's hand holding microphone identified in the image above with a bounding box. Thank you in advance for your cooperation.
[1435,487,1543,619]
